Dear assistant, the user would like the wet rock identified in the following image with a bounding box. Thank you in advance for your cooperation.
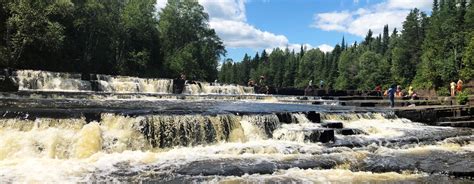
[83,112,101,123]
[275,112,294,124]
[305,111,321,123]
[321,122,343,129]
[173,79,186,94]
[437,121,474,128]
[361,150,474,177]
[332,128,473,148]
[310,128,334,143]
[176,155,343,176]
[274,128,334,143]
[0,70,18,92]
[335,128,365,135]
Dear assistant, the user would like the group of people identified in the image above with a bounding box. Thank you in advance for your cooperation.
[380,85,417,108]
[248,76,269,94]
[450,79,463,96]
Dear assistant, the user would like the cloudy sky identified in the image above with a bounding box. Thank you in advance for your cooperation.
[156,0,433,62]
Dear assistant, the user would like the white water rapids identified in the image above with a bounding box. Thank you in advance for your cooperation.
[12,70,254,95]
[0,112,471,183]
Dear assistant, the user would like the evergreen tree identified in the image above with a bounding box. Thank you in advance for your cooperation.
[382,25,390,54]
[391,9,425,86]
[461,33,474,80]
[364,29,374,46]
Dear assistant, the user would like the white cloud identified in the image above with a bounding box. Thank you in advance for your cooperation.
[199,0,293,50]
[313,11,352,32]
[155,0,311,51]
[209,19,288,48]
[317,44,334,53]
[385,0,432,10]
[312,0,432,37]
[199,0,246,21]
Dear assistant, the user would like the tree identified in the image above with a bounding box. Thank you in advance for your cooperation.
[158,0,225,81]
[356,51,388,90]
[382,25,390,54]
[461,33,474,80]
[335,48,357,90]
[1,0,71,69]
[364,29,374,46]
[391,9,426,86]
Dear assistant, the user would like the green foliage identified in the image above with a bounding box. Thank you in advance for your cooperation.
[0,0,225,81]
[461,32,474,80]
[219,0,472,93]
[158,0,224,80]
[391,9,426,87]
[436,87,450,96]
[456,91,468,105]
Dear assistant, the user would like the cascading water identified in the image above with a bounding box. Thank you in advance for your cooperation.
[1,111,472,183]
[95,75,173,94]
[11,70,254,95]
[14,70,92,92]
[182,82,255,95]
[1,70,472,183]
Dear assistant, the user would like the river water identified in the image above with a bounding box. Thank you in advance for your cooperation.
[0,70,472,183]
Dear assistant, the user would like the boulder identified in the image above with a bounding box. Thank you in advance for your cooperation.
[305,111,321,123]
[335,128,365,135]
[321,122,343,129]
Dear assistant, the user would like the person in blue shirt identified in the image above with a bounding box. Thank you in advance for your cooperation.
[387,84,396,108]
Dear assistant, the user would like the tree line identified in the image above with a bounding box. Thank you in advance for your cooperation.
[0,0,224,81]
[219,0,474,93]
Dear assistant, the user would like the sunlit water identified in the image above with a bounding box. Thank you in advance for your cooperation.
[1,69,472,183]
[0,111,472,183]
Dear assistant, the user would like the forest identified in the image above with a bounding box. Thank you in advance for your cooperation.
[0,0,224,81]
[219,0,474,93]
[0,0,473,93]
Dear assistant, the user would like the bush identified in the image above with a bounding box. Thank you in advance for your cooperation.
[436,87,450,96]
[456,92,469,105]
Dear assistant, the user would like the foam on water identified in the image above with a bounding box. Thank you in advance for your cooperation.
[15,70,92,92]
[0,112,472,183]
[211,168,424,183]
[11,70,255,95]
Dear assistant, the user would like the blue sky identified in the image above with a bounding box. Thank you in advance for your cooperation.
[156,0,433,62]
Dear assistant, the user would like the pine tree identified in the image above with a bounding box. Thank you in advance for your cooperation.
[364,29,374,46]
[382,25,390,54]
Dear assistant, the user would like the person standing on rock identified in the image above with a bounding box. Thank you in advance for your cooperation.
[450,81,456,96]
[387,85,396,108]
[456,79,463,93]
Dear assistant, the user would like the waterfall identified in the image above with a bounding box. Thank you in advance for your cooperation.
[1,111,472,183]
[95,74,173,94]
[11,70,253,95]
[0,113,293,159]
[183,82,255,95]
[14,70,92,92]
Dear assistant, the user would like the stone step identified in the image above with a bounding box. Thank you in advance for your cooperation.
[305,111,321,123]
[437,121,474,128]
[321,122,343,129]
[274,112,294,124]
[438,116,474,122]
[335,128,365,135]
[275,128,334,143]
[305,128,334,143]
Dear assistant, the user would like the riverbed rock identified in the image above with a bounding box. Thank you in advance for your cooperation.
[175,155,342,176]
[275,112,294,124]
[305,111,321,123]
[361,150,474,177]
[335,128,365,135]
[321,122,343,129]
